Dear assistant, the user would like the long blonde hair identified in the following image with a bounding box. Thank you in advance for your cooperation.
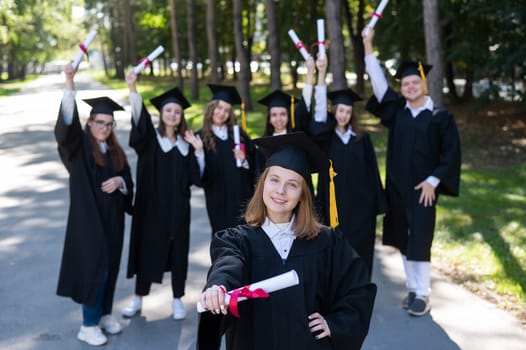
[245,167,321,240]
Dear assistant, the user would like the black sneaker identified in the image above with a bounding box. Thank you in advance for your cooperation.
[408,296,430,316]
[402,292,416,309]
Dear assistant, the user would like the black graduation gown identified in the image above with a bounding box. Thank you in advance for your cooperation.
[366,88,461,261]
[126,105,201,284]
[311,118,386,277]
[197,225,377,350]
[196,130,255,236]
[55,103,133,308]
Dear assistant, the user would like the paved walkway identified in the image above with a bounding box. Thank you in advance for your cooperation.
[0,73,524,349]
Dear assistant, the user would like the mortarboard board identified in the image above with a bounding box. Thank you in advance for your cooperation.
[394,61,432,80]
[258,90,296,109]
[254,132,328,181]
[83,97,124,116]
[150,87,191,112]
[327,88,363,106]
[207,84,242,105]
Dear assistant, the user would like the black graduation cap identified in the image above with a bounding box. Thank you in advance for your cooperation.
[258,90,295,109]
[327,88,363,106]
[149,87,191,112]
[394,61,432,80]
[83,97,124,116]
[207,84,242,105]
[254,132,328,181]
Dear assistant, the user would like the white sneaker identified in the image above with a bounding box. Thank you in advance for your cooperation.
[122,296,142,318]
[77,325,107,346]
[100,314,122,334]
[172,298,186,320]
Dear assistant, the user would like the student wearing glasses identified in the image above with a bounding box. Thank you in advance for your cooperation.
[55,62,133,346]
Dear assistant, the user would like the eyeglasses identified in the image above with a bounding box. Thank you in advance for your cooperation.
[93,120,116,129]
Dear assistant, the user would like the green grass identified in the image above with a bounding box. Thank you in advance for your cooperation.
[90,71,526,318]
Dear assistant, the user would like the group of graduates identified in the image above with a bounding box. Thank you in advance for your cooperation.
[55,28,461,349]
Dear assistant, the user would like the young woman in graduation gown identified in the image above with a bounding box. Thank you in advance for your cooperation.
[122,70,204,320]
[362,29,461,316]
[308,55,386,280]
[55,63,133,346]
[197,84,256,236]
[255,55,322,186]
[198,132,377,350]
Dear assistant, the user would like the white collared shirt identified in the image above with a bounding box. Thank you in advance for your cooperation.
[334,126,356,144]
[405,95,434,118]
[262,217,296,260]
[211,124,228,140]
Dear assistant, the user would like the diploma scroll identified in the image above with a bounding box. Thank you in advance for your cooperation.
[233,124,242,168]
[287,29,310,61]
[317,19,326,58]
[133,45,165,74]
[197,269,300,314]
[72,30,97,70]
[364,0,390,37]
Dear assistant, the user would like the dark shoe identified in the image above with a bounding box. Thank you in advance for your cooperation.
[408,296,430,316]
[402,292,416,309]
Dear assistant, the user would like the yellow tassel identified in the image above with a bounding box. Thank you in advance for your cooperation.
[329,159,339,229]
[418,61,428,95]
[290,95,295,129]
[241,100,247,132]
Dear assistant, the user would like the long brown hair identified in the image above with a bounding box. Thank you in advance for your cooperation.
[245,167,321,240]
[157,109,189,138]
[263,108,291,136]
[331,103,363,140]
[84,115,128,171]
[201,100,236,152]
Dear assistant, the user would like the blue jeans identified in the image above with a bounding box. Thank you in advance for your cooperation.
[82,271,108,326]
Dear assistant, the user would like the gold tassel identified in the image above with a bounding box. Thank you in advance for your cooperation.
[290,95,295,129]
[329,159,339,229]
[418,62,428,95]
[241,100,247,132]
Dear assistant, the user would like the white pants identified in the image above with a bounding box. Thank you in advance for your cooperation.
[402,255,430,297]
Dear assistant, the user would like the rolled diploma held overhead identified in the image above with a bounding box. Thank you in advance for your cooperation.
[364,0,390,37]
[197,270,300,313]
[233,124,242,167]
[72,30,97,70]
[133,45,165,74]
[288,29,310,61]
[317,19,325,58]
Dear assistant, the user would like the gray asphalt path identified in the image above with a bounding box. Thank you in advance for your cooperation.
[0,73,524,350]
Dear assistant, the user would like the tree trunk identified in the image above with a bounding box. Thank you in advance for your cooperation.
[326,0,346,90]
[122,0,136,68]
[343,0,366,94]
[462,69,474,101]
[264,0,282,90]
[233,0,252,110]
[109,0,125,79]
[445,61,460,103]
[207,0,219,83]
[423,0,444,107]
[186,0,199,99]
[169,0,184,89]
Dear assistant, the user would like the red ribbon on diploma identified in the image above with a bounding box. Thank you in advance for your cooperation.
[228,286,269,318]
[79,43,89,62]
[295,41,306,50]
[371,12,383,18]
[310,41,327,50]
[139,57,152,67]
